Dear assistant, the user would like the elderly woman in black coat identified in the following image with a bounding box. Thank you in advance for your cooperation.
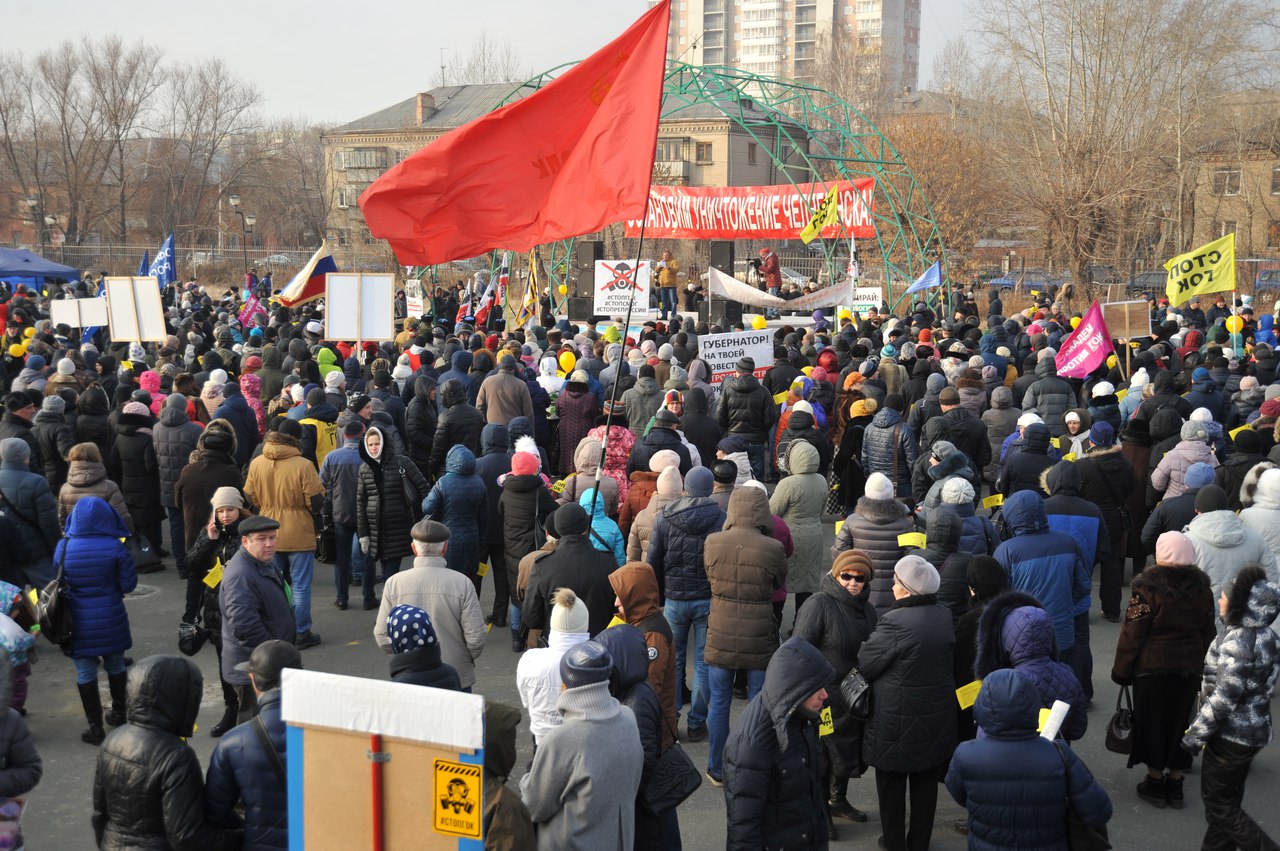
[356,427,429,588]
[107,400,164,559]
[793,548,878,836]
[859,555,956,851]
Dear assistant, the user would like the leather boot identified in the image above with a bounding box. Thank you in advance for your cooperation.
[829,775,869,822]
[212,679,239,737]
[105,672,128,727]
[78,682,105,745]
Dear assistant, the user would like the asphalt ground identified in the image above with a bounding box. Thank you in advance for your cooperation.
[22,520,1280,849]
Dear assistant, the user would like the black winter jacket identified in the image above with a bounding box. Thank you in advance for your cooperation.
[647,495,726,601]
[716,373,777,442]
[405,374,438,478]
[0,412,42,479]
[205,688,289,849]
[498,473,557,567]
[859,595,957,773]
[430,380,483,476]
[909,508,973,623]
[390,645,462,690]
[108,413,164,527]
[521,533,619,636]
[356,439,429,562]
[1000,424,1055,497]
[861,408,917,500]
[31,409,74,492]
[920,406,991,473]
[92,655,240,851]
[626,425,692,478]
[474,425,512,546]
[793,572,877,686]
[152,403,203,509]
[724,637,834,851]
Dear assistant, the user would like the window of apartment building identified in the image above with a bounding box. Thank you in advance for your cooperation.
[1267,220,1280,248]
[327,228,350,247]
[696,142,714,163]
[340,147,388,170]
[336,190,353,208]
[747,143,758,165]
[1272,165,1280,194]
[656,138,685,162]
[362,227,378,245]
[1212,167,1241,196]
[1215,220,1237,239]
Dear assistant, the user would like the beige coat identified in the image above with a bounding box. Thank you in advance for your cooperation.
[243,432,324,552]
[374,554,487,689]
[58,460,132,531]
[475,368,533,425]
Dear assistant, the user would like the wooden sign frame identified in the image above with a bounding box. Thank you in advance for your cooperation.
[324,273,396,343]
[103,277,167,342]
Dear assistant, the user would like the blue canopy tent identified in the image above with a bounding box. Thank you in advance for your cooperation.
[0,248,82,287]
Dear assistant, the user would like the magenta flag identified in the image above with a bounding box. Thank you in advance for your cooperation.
[238,293,266,326]
[1055,300,1115,379]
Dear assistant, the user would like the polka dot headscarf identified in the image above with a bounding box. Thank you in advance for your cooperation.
[387,604,438,654]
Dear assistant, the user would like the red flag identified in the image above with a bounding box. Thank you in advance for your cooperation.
[359,1,670,264]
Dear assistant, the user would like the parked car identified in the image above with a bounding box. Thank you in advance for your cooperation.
[990,269,1065,290]
[1256,269,1280,291]
[1125,270,1167,294]
[263,253,296,266]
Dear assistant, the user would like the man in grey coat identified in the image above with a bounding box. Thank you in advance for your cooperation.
[521,640,644,851]
[220,515,296,724]
[153,394,203,579]
[476,355,533,425]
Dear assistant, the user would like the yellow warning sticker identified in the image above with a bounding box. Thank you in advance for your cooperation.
[433,758,482,839]
[818,705,834,736]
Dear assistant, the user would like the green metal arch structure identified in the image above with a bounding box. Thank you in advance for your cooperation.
[497,60,948,315]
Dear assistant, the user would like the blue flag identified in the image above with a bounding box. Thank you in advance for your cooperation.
[148,233,177,289]
[83,279,108,342]
[903,260,942,296]
[137,250,150,277]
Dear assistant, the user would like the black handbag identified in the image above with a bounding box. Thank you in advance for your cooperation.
[639,716,703,814]
[838,666,873,722]
[127,536,164,573]
[1105,686,1134,755]
[37,546,72,648]
[315,519,336,564]
[177,620,208,657]
[1054,742,1112,850]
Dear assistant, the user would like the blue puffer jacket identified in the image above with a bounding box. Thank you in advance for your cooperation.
[861,408,918,499]
[56,496,136,659]
[946,499,1000,557]
[205,688,289,849]
[580,488,626,566]
[647,495,726,601]
[213,389,258,468]
[473,425,511,546]
[435,350,473,411]
[975,593,1088,742]
[423,445,488,577]
[992,491,1090,652]
[945,668,1112,851]
[1041,462,1110,616]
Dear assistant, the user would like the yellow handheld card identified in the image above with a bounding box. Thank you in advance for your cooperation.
[982,493,1003,509]
[1229,424,1253,441]
[956,680,982,709]
[819,705,834,736]
[897,532,927,549]
[203,559,224,589]
[477,561,491,577]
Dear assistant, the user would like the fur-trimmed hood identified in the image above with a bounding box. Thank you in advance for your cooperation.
[1226,565,1280,629]
[1133,563,1213,600]
[855,495,911,525]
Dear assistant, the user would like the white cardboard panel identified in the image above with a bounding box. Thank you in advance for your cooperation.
[50,298,109,329]
[104,277,166,341]
[280,668,484,750]
[324,273,395,341]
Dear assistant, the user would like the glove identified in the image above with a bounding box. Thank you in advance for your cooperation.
[359,537,371,555]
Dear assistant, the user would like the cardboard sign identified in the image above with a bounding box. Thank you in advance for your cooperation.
[1101,300,1150,340]
[104,277,167,342]
[592,260,651,317]
[324,274,396,342]
[50,297,109,329]
[848,286,883,316]
[697,329,774,384]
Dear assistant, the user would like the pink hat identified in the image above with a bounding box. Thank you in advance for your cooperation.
[1155,531,1196,567]
[123,401,150,417]
[511,452,540,476]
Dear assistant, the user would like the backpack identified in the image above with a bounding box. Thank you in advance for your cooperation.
[299,417,339,469]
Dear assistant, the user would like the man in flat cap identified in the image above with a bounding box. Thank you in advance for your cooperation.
[373,519,486,692]
[220,515,297,723]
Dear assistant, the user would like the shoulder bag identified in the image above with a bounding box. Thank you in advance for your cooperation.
[838,666,873,722]
[1054,741,1112,850]
[1104,686,1134,755]
[639,714,703,815]
[37,544,73,648]
[253,715,287,785]
[127,536,164,573]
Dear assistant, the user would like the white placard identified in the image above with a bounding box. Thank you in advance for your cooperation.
[848,286,883,315]
[104,277,167,342]
[324,273,396,341]
[593,260,651,317]
[698,329,775,384]
[50,297,110,329]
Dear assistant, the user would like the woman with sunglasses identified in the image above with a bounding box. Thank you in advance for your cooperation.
[793,549,879,838]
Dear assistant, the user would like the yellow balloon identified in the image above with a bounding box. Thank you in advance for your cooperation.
[752,315,767,330]
[557,284,567,295]
[1226,315,1244,334]
[558,350,576,374]
[801,365,814,376]
[1070,316,1081,329]
[22,328,34,340]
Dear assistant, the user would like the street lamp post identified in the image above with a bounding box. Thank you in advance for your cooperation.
[228,194,257,284]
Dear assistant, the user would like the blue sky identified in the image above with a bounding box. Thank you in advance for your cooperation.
[6,0,971,123]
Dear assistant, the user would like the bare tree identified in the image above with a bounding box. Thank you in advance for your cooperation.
[245,119,331,247]
[435,31,526,87]
[810,26,890,119]
[83,35,163,241]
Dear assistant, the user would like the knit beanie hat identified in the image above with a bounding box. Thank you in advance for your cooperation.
[1129,369,1150,390]
[1088,421,1115,446]
[553,503,590,536]
[56,358,75,376]
[41,395,64,415]
[324,371,344,388]
[649,448,681,472]
[1234,428,1261,454]
[865,471,894,501]
[1155,531,1196,567]
[387,605,439,654]
[209,368,228,385]
[1091,381,1115,398]
[832,549,873,579]
[1195,484,1230,513]
[1180,421,1209,442]
[1240,376,1259,391]
[894,555,940,596]
[511,451,540,476]
[549,588,590,633]
[1184,462,1216,491]
[685,466,714,497]
[123,401,149,417]
[656,465,683,497]
[25,355,45,371]
[1017,412,1043,428]
[940,477,975,505]
[0,438,29,464]
[658,343,674,362]
[211,487,244,510]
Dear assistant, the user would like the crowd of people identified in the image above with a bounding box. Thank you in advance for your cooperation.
[0,274,1279,849]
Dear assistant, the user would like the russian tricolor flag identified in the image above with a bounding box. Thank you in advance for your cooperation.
[277,243,338,307]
